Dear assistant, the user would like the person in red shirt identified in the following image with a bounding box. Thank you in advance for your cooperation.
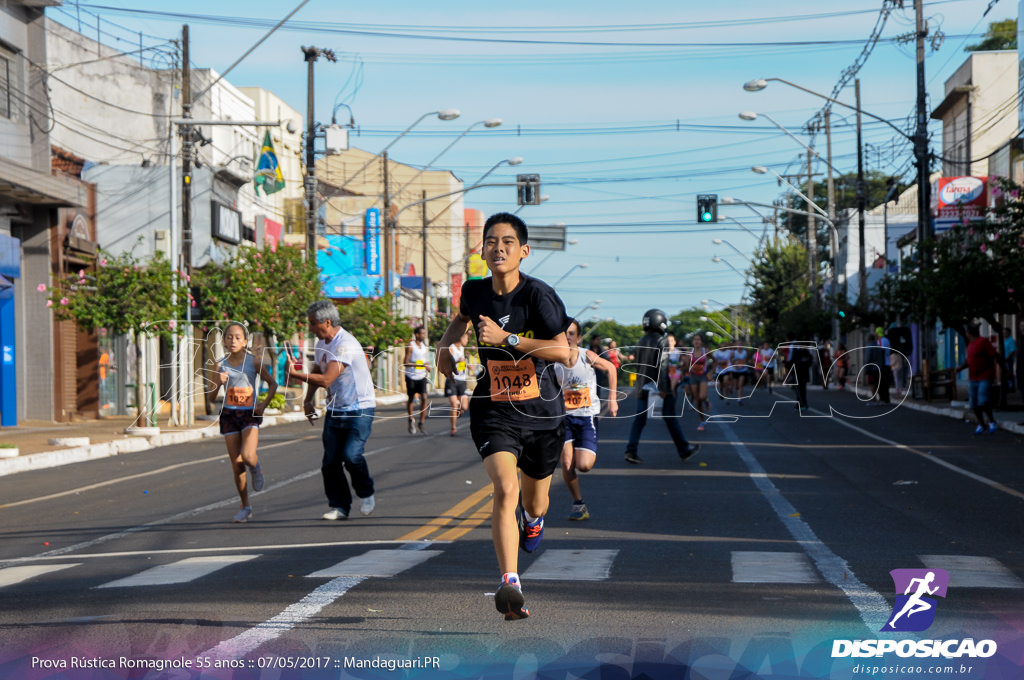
[955,323,999,435]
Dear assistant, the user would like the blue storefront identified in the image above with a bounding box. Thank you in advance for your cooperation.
[0,233,20,427]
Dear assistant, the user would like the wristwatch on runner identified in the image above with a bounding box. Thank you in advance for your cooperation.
[506,334,521,347]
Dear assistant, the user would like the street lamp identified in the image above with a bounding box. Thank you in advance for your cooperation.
[699,315,734,340]
[339,108,460,189]
[722,215,768,248]
[572,299,602,319]
[711,256,746,278]
[552,263,588,289]
[712,238,751,262]
[752,164,827,303]
[392,118,503,200]
[744,76,923,307]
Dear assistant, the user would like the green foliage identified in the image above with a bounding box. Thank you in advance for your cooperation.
[193,244,321,352]
[877,176,1024,337]
[42,246,186,338]
[747,237,824,340]
[263,392,286,410]
[334,294,413,353]
[966,18,1017,52]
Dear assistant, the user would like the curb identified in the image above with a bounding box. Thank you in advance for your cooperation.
[0,394,413,478]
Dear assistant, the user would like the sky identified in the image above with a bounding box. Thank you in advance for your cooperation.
[54,0,1018,325]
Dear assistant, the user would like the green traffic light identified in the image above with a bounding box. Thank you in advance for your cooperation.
[838,311,846,318]
[701,212,713,222]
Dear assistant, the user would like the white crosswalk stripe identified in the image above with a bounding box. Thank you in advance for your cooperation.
[919,555,1024,589]
[306,549,442,578]
[95,555,260,589]
[0,563,81,588]
[4,549,1024,593]
[731,551,821,584]
[522,549,619,581]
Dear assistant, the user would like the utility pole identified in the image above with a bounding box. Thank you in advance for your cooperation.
[806,147,817,310]
[825,109,839,343]
[181,26,193,278]
[915,0,936,374]
[382,150,392,296]
[302,46,336,259]
[915,0,931,243]
[855,78,867,307]
[421,190,428,330]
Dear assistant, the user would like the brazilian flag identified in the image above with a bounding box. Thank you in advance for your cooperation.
[253,130,285,196]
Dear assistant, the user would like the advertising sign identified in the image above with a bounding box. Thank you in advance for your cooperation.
[365,207,381,275]
[212,202,242,244]
[451,273,463,309]
[932,176,987,233]
[263,217,282,252]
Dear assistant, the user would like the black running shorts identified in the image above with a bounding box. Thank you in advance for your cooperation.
[470,421,565,480]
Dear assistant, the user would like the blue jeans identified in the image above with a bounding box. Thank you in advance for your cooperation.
[626,390,690,455]
[321,408,375,512]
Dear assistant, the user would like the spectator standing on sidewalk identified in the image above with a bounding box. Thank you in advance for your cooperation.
[955,323,999,435]
[876,326,893,405]
[1002,327,1016,394]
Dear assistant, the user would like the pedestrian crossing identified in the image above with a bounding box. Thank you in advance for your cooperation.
[2,550,1021,591]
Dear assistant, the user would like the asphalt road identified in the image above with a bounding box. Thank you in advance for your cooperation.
[1,386,1022,679]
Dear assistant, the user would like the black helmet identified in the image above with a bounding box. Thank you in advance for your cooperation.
[642,308,668,334]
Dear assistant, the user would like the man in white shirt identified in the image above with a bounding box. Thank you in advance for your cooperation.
[288,300,377,521]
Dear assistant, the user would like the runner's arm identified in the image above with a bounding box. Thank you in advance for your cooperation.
[436,313,473,377]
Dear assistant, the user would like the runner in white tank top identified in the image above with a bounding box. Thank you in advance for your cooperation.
[403,326,431,434]
[554,319,619,521]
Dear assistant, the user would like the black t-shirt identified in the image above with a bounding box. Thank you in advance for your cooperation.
[459,274,571,431]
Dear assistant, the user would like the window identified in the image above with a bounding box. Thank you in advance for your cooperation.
[0,53,10,119]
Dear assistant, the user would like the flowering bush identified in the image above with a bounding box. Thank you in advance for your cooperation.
[334,294,413,353]
[193,244,321,349]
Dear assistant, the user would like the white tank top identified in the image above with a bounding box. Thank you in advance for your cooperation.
[554,348,600,417]
[406,341,429,380]
[219,354,258,410]
[450,344,467,381]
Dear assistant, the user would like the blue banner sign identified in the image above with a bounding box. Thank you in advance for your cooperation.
[365,208,381,275]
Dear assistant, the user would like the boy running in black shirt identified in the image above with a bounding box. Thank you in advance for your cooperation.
[436,212,571,621]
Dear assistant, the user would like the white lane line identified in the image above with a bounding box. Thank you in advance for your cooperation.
[0,436,317,510]
[202,544,430,659]
[203,575,366,659]
[522,549,619,581]
[0,563,81,588]
[810,407,1024,501]
[306,548,441,578]
[723,426,891,632]
[919,555,1024,589]
[0,540,424,565]
[0,439,412,571]
[95,555,260,589]
[731,551,820,584]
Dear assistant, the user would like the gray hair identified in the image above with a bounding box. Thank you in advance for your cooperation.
[306,300,340,325]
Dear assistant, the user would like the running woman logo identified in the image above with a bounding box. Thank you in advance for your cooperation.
[881,568,949,632]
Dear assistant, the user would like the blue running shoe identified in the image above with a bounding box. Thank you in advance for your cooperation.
[494,574,529,620]
[250,463,264,492]
[519,513,544,553]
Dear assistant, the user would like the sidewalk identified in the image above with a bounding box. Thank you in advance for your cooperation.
[0,387,1019,478]
[0,392,408,478]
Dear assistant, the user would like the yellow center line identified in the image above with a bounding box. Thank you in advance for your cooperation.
[434,499,493,542]
[397,484,493,542]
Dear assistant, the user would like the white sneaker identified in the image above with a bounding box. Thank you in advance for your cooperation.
[322,507,348,521]
[233,507,253,523]
[360,494,376,516]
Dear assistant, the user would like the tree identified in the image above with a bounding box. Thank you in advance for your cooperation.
[747,237,825,341]
[193,244,321,346]
[876,176,1024,342]
[42,247,187,425]
[334,294,413,358]
[966,19,1017,52]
